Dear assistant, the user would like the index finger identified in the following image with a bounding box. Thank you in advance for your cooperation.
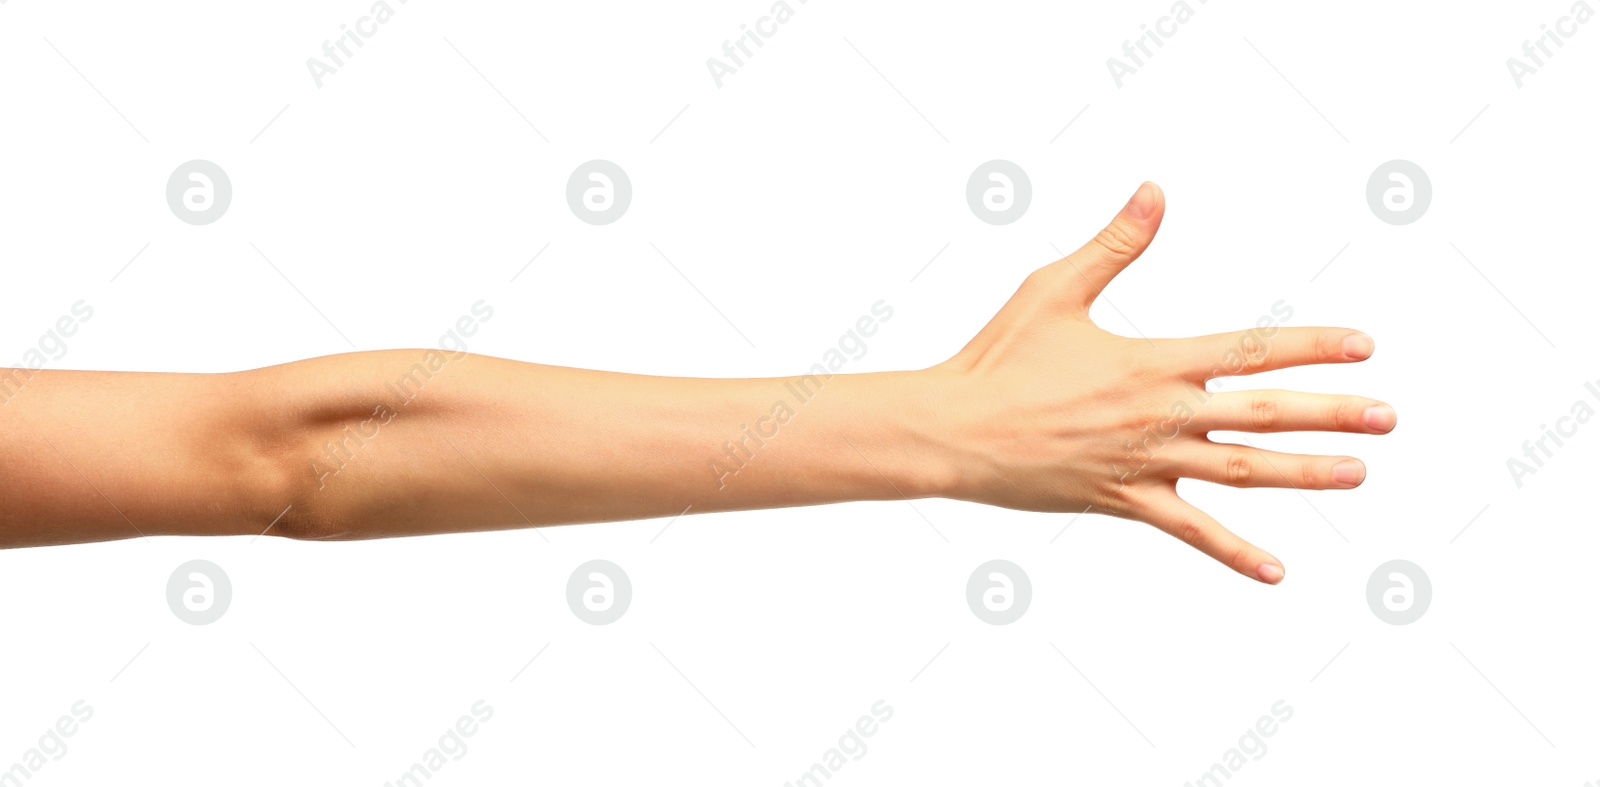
[1166,327,1374,381]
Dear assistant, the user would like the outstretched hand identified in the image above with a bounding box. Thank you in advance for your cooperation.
[932,182,1396,583]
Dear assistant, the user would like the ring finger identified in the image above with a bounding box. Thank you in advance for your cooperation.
[1167,440,1367,490]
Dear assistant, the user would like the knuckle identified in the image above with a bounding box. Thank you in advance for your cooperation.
[1228,544,1256,573]
[1312,330,1341,362]
[1172,517,1208,548]
[1226,451,1253,485]
[1329,398,1358,431]
[1298,460,1323,489]
[1249,396,1280,430]
[1100,483,1142,517]
[1090,222,1140,261]
[1021,265,1073,308]
[1242,347,1270,371]
[1239,331,1272,370]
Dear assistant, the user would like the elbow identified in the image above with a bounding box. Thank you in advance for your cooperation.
[261,437,360,542]
[227,370,354,543]
[239,435,343,542]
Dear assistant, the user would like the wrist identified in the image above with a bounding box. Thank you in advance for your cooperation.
[842,368,964,501]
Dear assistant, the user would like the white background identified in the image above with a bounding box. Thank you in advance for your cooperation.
[2,0,1598,784]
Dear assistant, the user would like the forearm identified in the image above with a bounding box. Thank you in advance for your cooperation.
[0,350,955,547]
[270,350,956,539]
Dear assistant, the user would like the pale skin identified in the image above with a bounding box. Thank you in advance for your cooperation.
[0,182,1394,582]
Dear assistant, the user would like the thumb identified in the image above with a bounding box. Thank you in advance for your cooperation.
[1053,181,1165,311]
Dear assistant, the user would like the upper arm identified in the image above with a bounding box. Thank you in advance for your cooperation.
[0,367,294,548]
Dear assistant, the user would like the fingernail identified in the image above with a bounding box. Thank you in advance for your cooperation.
[1257,563,1285,584]
[1331,459,1366,487]
[1124,181,1158,220]
[1342,333,1374,360]
[1363,405,1397,432]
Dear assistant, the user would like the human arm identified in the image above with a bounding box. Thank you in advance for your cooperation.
[0,183,1395,582]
